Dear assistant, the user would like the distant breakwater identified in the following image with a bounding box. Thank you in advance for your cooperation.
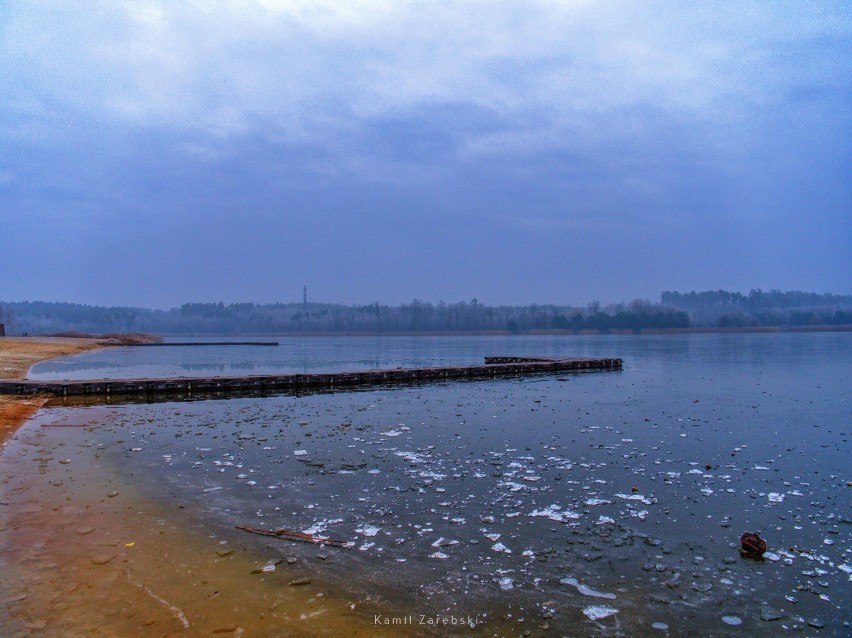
[0,356,622,402]
[134,341,279,347]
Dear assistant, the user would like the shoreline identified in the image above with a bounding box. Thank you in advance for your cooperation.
[0,404,402,637]
[0,336,410,636]
[147,324,852,337]
[0,337,111,446]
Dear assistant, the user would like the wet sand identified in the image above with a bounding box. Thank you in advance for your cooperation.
[0,410,407,637]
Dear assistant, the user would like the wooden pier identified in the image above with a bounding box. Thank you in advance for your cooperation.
[0,356,622,402]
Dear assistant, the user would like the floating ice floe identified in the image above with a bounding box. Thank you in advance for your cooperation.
[767,492,785,502]
[529,505,580,522]
[616,493,655,505]
[419,471,446,480]
[356,525,381,537]
[597,516,616,525]
[380,430,402,437]
[492,542,511,553]
[560,577,617,599]
[583,605,618,621]
[498,577,514,590]
[429,551,449,559]
[431,537,459,548]
[484,533,501,542]
[499,481,533,492]
[302,519,343,536]
[585,498,611,506]
[293,450,308,456]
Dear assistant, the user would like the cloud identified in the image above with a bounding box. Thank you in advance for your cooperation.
[4,1,847,143]
[0,1,849,305]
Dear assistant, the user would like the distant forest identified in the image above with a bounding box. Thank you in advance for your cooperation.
[1,290,850,335]
[662,289,852,327]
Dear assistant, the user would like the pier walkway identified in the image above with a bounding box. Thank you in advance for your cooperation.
[0,356,622,402]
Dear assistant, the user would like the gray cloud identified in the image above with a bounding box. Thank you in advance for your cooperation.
[1,1,849,307]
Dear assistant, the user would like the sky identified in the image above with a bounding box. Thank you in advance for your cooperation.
[1,1,850,308]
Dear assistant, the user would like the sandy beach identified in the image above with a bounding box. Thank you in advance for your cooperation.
[0,337,110,446]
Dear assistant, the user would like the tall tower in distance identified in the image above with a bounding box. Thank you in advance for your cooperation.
[303,285,307,311]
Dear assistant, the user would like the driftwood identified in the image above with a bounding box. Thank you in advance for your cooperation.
[236,525,353,549]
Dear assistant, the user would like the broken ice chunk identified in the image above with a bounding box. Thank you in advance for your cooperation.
[431,537,459,548]
[616,493,655,505]
[529,504,580,523]
[560,577,617,599]
[498,577,514,590]
[583,605,618,620]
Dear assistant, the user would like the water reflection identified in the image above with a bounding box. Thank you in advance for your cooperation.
[28,333,850,382]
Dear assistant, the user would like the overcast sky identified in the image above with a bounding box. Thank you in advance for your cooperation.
[1,1,850,308]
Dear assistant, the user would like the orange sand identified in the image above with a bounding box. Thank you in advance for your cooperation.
[0,337,110,447]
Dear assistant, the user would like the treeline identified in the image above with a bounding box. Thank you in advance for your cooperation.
[662,289,852,327]
[3,291,848,335]
[0,299,689,335]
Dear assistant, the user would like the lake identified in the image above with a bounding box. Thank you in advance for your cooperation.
[4,333,850,636]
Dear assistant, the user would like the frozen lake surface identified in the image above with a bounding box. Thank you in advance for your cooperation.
[22,334,852,635]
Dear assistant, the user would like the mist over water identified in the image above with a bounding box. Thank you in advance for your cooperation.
[30,333,852,635]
